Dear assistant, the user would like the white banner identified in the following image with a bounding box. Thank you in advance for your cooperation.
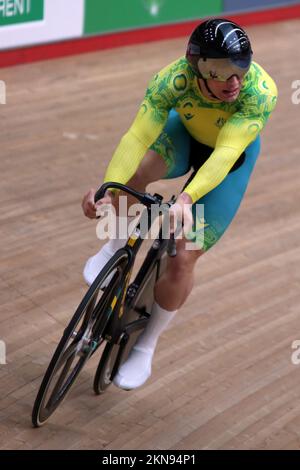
[0,0,84,50]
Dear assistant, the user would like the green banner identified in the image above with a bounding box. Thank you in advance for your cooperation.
[84,0,223,35]
[0,0,44,27]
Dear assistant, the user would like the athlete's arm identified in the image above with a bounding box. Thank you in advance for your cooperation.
[103,58,190,187]
[103,99,168,185]
[103,66,181,186]
[183,116,261,202]
[184,86,278,203]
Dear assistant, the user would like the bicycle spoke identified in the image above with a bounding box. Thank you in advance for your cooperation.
[45,352,77,409]
[55,341,78,370]
[56,291,101,369]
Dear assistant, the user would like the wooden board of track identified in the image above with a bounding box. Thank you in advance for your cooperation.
[0,19,300,450]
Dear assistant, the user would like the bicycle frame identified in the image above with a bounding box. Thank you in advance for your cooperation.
[94,182,176,376]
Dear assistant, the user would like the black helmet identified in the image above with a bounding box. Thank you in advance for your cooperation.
[186,18,253,81]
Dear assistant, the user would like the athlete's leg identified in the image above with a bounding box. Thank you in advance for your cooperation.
[154,237,203,310]
[190,136,261,252]
[113,236,203,390]
[155,136,261,309]
[114,136,261,390]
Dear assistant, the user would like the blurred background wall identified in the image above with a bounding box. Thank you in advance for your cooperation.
[0,0,299,64]
[84,0,299,35]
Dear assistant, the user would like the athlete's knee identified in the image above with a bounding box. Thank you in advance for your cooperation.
[176,238,204,263]
[127,169,148,191]
[139,150,167,185]
[166,247,202,282]
[128,151,166,190]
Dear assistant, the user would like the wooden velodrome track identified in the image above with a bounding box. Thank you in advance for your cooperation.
[1,18,300,451]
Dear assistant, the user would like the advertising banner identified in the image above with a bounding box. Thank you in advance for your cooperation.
[84,0,223,35]
[0,0,44,27]
[0,0,84,50]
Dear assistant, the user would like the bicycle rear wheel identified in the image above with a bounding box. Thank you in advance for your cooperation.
[93,341,120,394]
[32,249,129,427]
[93,255,165,395]
[93,328,144,394]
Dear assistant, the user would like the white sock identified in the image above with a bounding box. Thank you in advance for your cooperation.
[135,301,177,352]
[113,302,177,389]
[83,215,134,286]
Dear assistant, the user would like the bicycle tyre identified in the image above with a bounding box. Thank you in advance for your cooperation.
[93,341,121,394]
[32,249,129,427]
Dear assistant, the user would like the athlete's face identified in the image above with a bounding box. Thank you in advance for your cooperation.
[207,75,242,102]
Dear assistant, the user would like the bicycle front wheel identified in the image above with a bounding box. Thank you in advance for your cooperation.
[32,249,129,427]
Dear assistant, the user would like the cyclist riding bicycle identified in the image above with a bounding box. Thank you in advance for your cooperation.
[82,18,278,390]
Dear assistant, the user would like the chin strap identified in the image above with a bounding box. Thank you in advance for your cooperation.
[201,78,221,101]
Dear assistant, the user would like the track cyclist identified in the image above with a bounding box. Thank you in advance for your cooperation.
[81,18,277,390]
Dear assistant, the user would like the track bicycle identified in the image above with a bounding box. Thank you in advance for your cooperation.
[32,182,177,427]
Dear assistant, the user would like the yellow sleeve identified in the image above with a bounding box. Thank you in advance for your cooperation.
[184,77,278,203]
[104,57,190,187]
[104,71,180,185]
[183,116,261,202]
[104,99,169,186]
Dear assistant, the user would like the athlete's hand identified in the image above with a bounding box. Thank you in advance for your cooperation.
[169,192,193,236]
[82,188,114,219]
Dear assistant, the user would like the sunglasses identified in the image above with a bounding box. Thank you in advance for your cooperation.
[197,57,251,82]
